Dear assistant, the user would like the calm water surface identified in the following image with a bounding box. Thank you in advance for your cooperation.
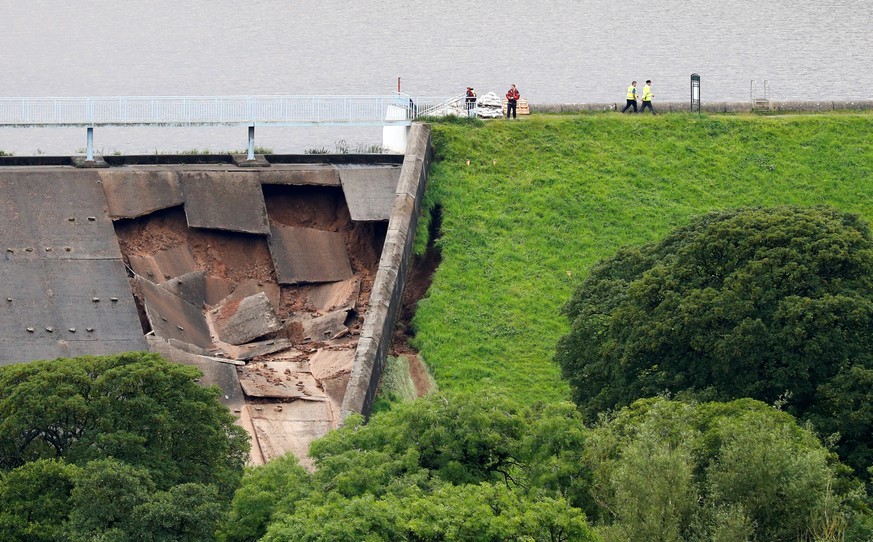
[1,0,870,154]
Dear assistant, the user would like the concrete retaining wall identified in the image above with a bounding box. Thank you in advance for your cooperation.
[340,123,432,420]
[530,100,873,114]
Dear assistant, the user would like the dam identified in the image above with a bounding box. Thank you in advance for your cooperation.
[0,124,432,466]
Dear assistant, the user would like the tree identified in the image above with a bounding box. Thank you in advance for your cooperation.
[0,352,249,493]
[0,352,250,540]
[221,392,599,542]
[585,397,863,542]
[555,206,873,472]
[0,459,78,542]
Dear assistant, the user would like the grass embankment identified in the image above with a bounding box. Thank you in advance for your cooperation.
[412,113,873,404]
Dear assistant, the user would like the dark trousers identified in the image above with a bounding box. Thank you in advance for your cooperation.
[621,99,638,113]
[641,100,655,114]
[506,100,517,118]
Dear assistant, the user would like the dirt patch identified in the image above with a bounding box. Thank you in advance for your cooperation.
[406,354,436,396]
[114,186,381,342]
[392,205,442,354]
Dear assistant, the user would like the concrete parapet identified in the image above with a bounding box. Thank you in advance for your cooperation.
[341,123,433,421]
[832,99,873,111]
[770,100,832,112]
[724,101,753,113]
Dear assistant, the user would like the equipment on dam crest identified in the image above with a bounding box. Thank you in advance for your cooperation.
[691,73,701,114]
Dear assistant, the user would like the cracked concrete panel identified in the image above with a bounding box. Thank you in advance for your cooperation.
[221,278,281,312]
[338,166,401,221]
[139,277,213,349]
[259,165,341,187]
[160,270,207,307]
[306,277,361,312]
[268,225,352,285]
[181,173,270,234]
[301,310,349,343]
[309,348,355,381]
[99,170,184,219]
[147,336,245,412]
[248,401,336,466]
[220,338,296,361]
[238,361,327,400]
[129,245,197,283]
[212,292,283,346]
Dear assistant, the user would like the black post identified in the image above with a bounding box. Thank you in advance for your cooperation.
[691,73,701,114]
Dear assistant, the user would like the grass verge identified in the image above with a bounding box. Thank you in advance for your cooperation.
[412,113,873,404]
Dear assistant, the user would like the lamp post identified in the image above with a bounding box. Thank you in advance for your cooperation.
[691,73,701,114]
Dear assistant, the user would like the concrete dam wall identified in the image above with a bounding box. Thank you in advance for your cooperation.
[0,127,433,466]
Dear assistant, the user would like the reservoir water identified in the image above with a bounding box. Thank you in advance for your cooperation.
[1,0,871,154]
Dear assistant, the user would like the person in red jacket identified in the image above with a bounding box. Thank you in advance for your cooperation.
[505,84,520,119]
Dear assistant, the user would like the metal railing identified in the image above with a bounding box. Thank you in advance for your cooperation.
[0,95,454,127]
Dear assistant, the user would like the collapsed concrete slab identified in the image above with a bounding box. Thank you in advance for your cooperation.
[221,338,295,361]
[309,348,355,381]
[139,277,213,349]
[99,170,185,219]
[268,224,353,284]
[220,278,281,312]
[338,166,402,221]
[147,336,245,412]
[212,292,283,346]
[129,245,198,283]
[306,277,361,312]
[180,173,270,234]
[238,361,326,400]
[300,310,349,342]
[160,270,207,307]
[246,401,336,468]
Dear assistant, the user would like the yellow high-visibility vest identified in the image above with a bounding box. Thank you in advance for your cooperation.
[626,86,637,100]
[642,85,653,101]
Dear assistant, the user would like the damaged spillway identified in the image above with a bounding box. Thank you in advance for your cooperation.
[0,139,431,468]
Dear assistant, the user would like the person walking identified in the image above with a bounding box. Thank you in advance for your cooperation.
[465,87,477,118]
[641,80,655,114]
[621,81,638,113]
[505,84,520,119]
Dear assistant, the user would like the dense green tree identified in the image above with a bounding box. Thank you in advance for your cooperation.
[555,206,873,471]
[0,352,249,493]
[0,353,249,540]
[585,397,867,542]
[221,392,598,542]
[218,455,312,542]
[0,459,79,542]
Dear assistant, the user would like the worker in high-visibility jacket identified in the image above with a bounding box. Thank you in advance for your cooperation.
[621,81,638,113]
[641,80,655,114]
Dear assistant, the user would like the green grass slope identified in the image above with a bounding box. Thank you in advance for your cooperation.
[412,113,873,404]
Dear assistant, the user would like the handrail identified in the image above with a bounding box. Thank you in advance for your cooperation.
[0,95,455,127]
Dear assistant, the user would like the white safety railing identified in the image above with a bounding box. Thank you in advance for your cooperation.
[0,95,455,127]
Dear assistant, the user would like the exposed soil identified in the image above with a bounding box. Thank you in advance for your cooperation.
[113,185,382,341]
[406,354,436,396]
[392,205,442,356]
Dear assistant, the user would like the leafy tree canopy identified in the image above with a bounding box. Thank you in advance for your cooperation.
[0,352,249,540]
[221,392,872,542]
[585,397,871,542]
[220,392,597,542]
[555,206,873,471]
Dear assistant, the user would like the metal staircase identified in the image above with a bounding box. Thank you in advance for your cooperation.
[750,80,771,111]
